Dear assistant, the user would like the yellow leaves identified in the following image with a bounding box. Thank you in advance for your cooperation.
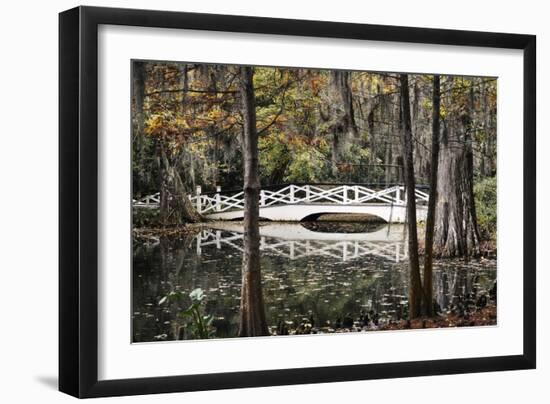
[357,148,371,160]
[309,76,322,95]
[144,101,233,152]
[146,112,186,134]
[144,113,169,136]
[225,115,238,126]
[207,108,223,121]
[144,112,192,152]
[439,104,447,119]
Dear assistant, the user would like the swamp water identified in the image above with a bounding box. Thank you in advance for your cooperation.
[133,222,496,342]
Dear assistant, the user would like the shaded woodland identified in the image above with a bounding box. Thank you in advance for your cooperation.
[132,60,497,332]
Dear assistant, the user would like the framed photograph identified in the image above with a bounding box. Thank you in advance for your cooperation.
[59,6,536,398]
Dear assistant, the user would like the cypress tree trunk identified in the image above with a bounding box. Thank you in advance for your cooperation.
[434,81,480,258]
[133,62,146,140]
[463,86,482,254]
[238,66,269,337]
[423,75,440,317]
[399,74,423,319]
[132,61,148,193]
[159,145,201,225]
[325,70,358,176]
[384,140,393,185]
[368,104,377,166]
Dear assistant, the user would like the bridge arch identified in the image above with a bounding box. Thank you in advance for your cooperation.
[253,204,413,223]
[229,216,272,221]
[299,212,388,223]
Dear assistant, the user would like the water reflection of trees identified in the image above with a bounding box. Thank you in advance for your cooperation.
[132,233,496,342]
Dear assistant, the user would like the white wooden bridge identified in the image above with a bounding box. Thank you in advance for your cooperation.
[133,184,429,223]
[196,224,407,262]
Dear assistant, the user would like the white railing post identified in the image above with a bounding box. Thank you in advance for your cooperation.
[196,235,202,255]
[216,230,221,249]
[354,185,359,203]
[343,185,348,204]
[260,190,265,206]
[215,186,221,212]
[396,242,400,262]
[289,185,295,203]
[342,242,348,261]
[305,185,310,203]
[395,186,401,204]
[195,186,202,213]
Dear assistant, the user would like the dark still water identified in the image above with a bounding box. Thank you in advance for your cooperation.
[132,222,496,342]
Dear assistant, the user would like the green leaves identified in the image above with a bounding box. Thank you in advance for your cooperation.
[159,288,215,340]
[285,146,326,183]
[158,290,184,305]
[474,176,497,241]
[177,306,196,318]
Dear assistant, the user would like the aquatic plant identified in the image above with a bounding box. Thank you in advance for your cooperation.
[160,288,215,339]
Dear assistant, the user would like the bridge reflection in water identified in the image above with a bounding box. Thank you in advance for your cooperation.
[132,221,497,342]
[196,223,407,263]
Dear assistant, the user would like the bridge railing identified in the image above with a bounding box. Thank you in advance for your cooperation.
[187,184,429,214]
[133,192,160,209]
[132,185,429,212]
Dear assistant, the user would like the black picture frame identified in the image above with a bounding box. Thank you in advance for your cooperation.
[59,5,536,398]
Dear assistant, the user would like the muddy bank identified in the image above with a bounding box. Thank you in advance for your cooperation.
[270,304,497,336]
[132,223,203,244]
